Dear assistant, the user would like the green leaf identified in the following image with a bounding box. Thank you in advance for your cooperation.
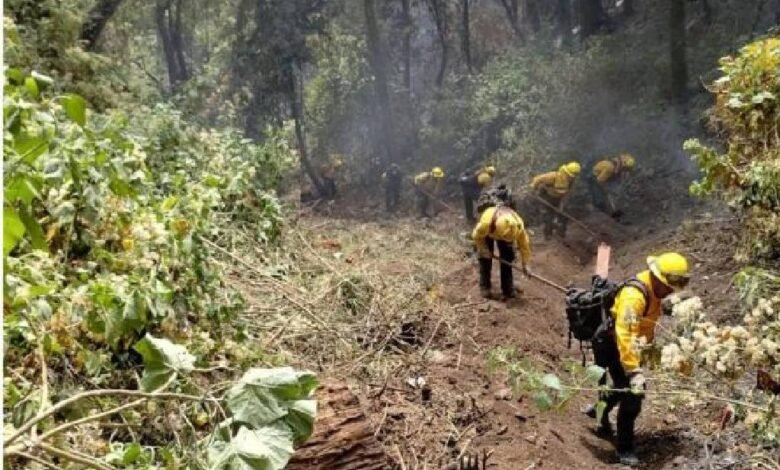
[13,133,48,164]
[6,68,24,85]
[62,94,87,126]
[122,443,142,465]
[585,365,606,384]
[207,424,295,470]
[19,206,47,251]
[4,206,26,256]
[226,367,318,435]
[24,77,39,98]
[541,373,562,391]
[594,400,607,424]
[533,391,553,411]
[5,175,42,205]
[109,175,138,197]
[133,334,195,391]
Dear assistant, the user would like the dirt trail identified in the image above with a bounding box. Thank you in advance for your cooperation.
[353,208,713,470]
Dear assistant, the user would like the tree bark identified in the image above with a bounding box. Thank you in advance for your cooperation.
[363,0,396,167]
[669,0,688,103]
[427,0,449,86]
[286,62,327,197]
[578,0,609,39]
[461,0,473,73]
[286,382,393,470]
[400,0,413,97]
[155,0,190,91]
[557,0,572,46]
[80,0,125,51]
[525,0,541,33]
[622,0,635,17]
[497,0,523,40]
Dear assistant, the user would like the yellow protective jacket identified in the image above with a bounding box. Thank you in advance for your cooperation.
[610,270,662,372]
[471,206,531,265]
[414,172,442,194]
[321,162,340,179]
[592,159,624,185]
[531,170,574,198]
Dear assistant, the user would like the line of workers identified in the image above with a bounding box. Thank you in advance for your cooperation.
[321,152,686,466]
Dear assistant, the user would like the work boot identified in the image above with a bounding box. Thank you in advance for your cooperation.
[617,451,640,466]
[501,290,516,300]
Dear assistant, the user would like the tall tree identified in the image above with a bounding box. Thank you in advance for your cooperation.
[669,0,688,103]
[578,0,610,39]
[400,0,413,97]
[364,0,397,166]
[80,0,125,50]
[426,0,450,86]
[497,0,523,40]
[286,61,326,196]
[460,0,473,73]
[557,0,572,46]
[155,0,190,91]
[524,0,541,33]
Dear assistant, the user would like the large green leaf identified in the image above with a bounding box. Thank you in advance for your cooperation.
[585,365,606,384]
[62,94,87,127]
[133,334,195,391]
[12,133,49,164]
[4,206,26,257]
[226,367,317,434]
[541,373,562,391]
[4,175,42,205]
[207,424,295,470]
[18,206,47,251]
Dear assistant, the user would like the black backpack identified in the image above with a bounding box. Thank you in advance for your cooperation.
[564,275,648,358]
[477,184,515,213]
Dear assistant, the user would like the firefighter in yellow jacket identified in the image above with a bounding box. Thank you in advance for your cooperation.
[589,153,636,217]
[413,167,444,218]
[586,252,691,466]
[320,154,344,199]
[471,203,531,299]
[460,165,496,223]
[530,161,581,238]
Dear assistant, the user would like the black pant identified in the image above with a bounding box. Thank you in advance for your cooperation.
[415,187,430,217]
[478,238,515,296]
[385,180,401,212]
[460,179,480,223]
[322,177,337,199]
[540,192,567,238]
[592,331,643,453]
[588,176,610,213]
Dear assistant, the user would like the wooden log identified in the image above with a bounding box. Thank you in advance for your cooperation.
[287,382,393,470]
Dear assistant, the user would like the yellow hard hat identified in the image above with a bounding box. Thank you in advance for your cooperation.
[432,167,444,178]
[647,252,690,290]
[477,172,492,186]
[561,161,581,177]
[620,154,636,169]
[484,165,496,176]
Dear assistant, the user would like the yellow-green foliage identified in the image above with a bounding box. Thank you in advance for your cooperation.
[686,38,780,261]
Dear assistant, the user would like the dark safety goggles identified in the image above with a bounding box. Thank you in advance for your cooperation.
[666,274,690,289]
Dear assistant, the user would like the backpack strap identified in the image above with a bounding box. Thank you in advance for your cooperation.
[620,277,651,317]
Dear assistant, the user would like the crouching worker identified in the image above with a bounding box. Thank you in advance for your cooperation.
[471,203,531,300]
[585,252,691,466]
[413,167,445,218]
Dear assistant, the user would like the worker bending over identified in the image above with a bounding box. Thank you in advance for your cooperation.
[471,203,531,300]
[586,252,691,466]
[413,167,444,218]
[530,161,581,239]
[589,153,636,218]
[382,163,403,212]
[460,165,496,223]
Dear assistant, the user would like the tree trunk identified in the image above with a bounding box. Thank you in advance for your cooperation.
[363,0,396,167]
[461,0,473,73]
[622,0,635,17]
[669,0,688,103]
[498,0,523,40]
[579,0,609,39]
[155,0,190,91]
[427,0,449,86]
[558,0,572,46]
[286,62,327,197]
[80,0,125,51]
[400,0,413,97]
[525,0,541,33]
[286,382,393,470]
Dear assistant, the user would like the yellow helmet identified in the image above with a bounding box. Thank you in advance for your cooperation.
[331,154,344,167]
[477,172,492,186]
[484,165,496,176]
[561,161,581,177]
[647,252,690,290]
[432,167,444,178]
[620,154,636,169]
